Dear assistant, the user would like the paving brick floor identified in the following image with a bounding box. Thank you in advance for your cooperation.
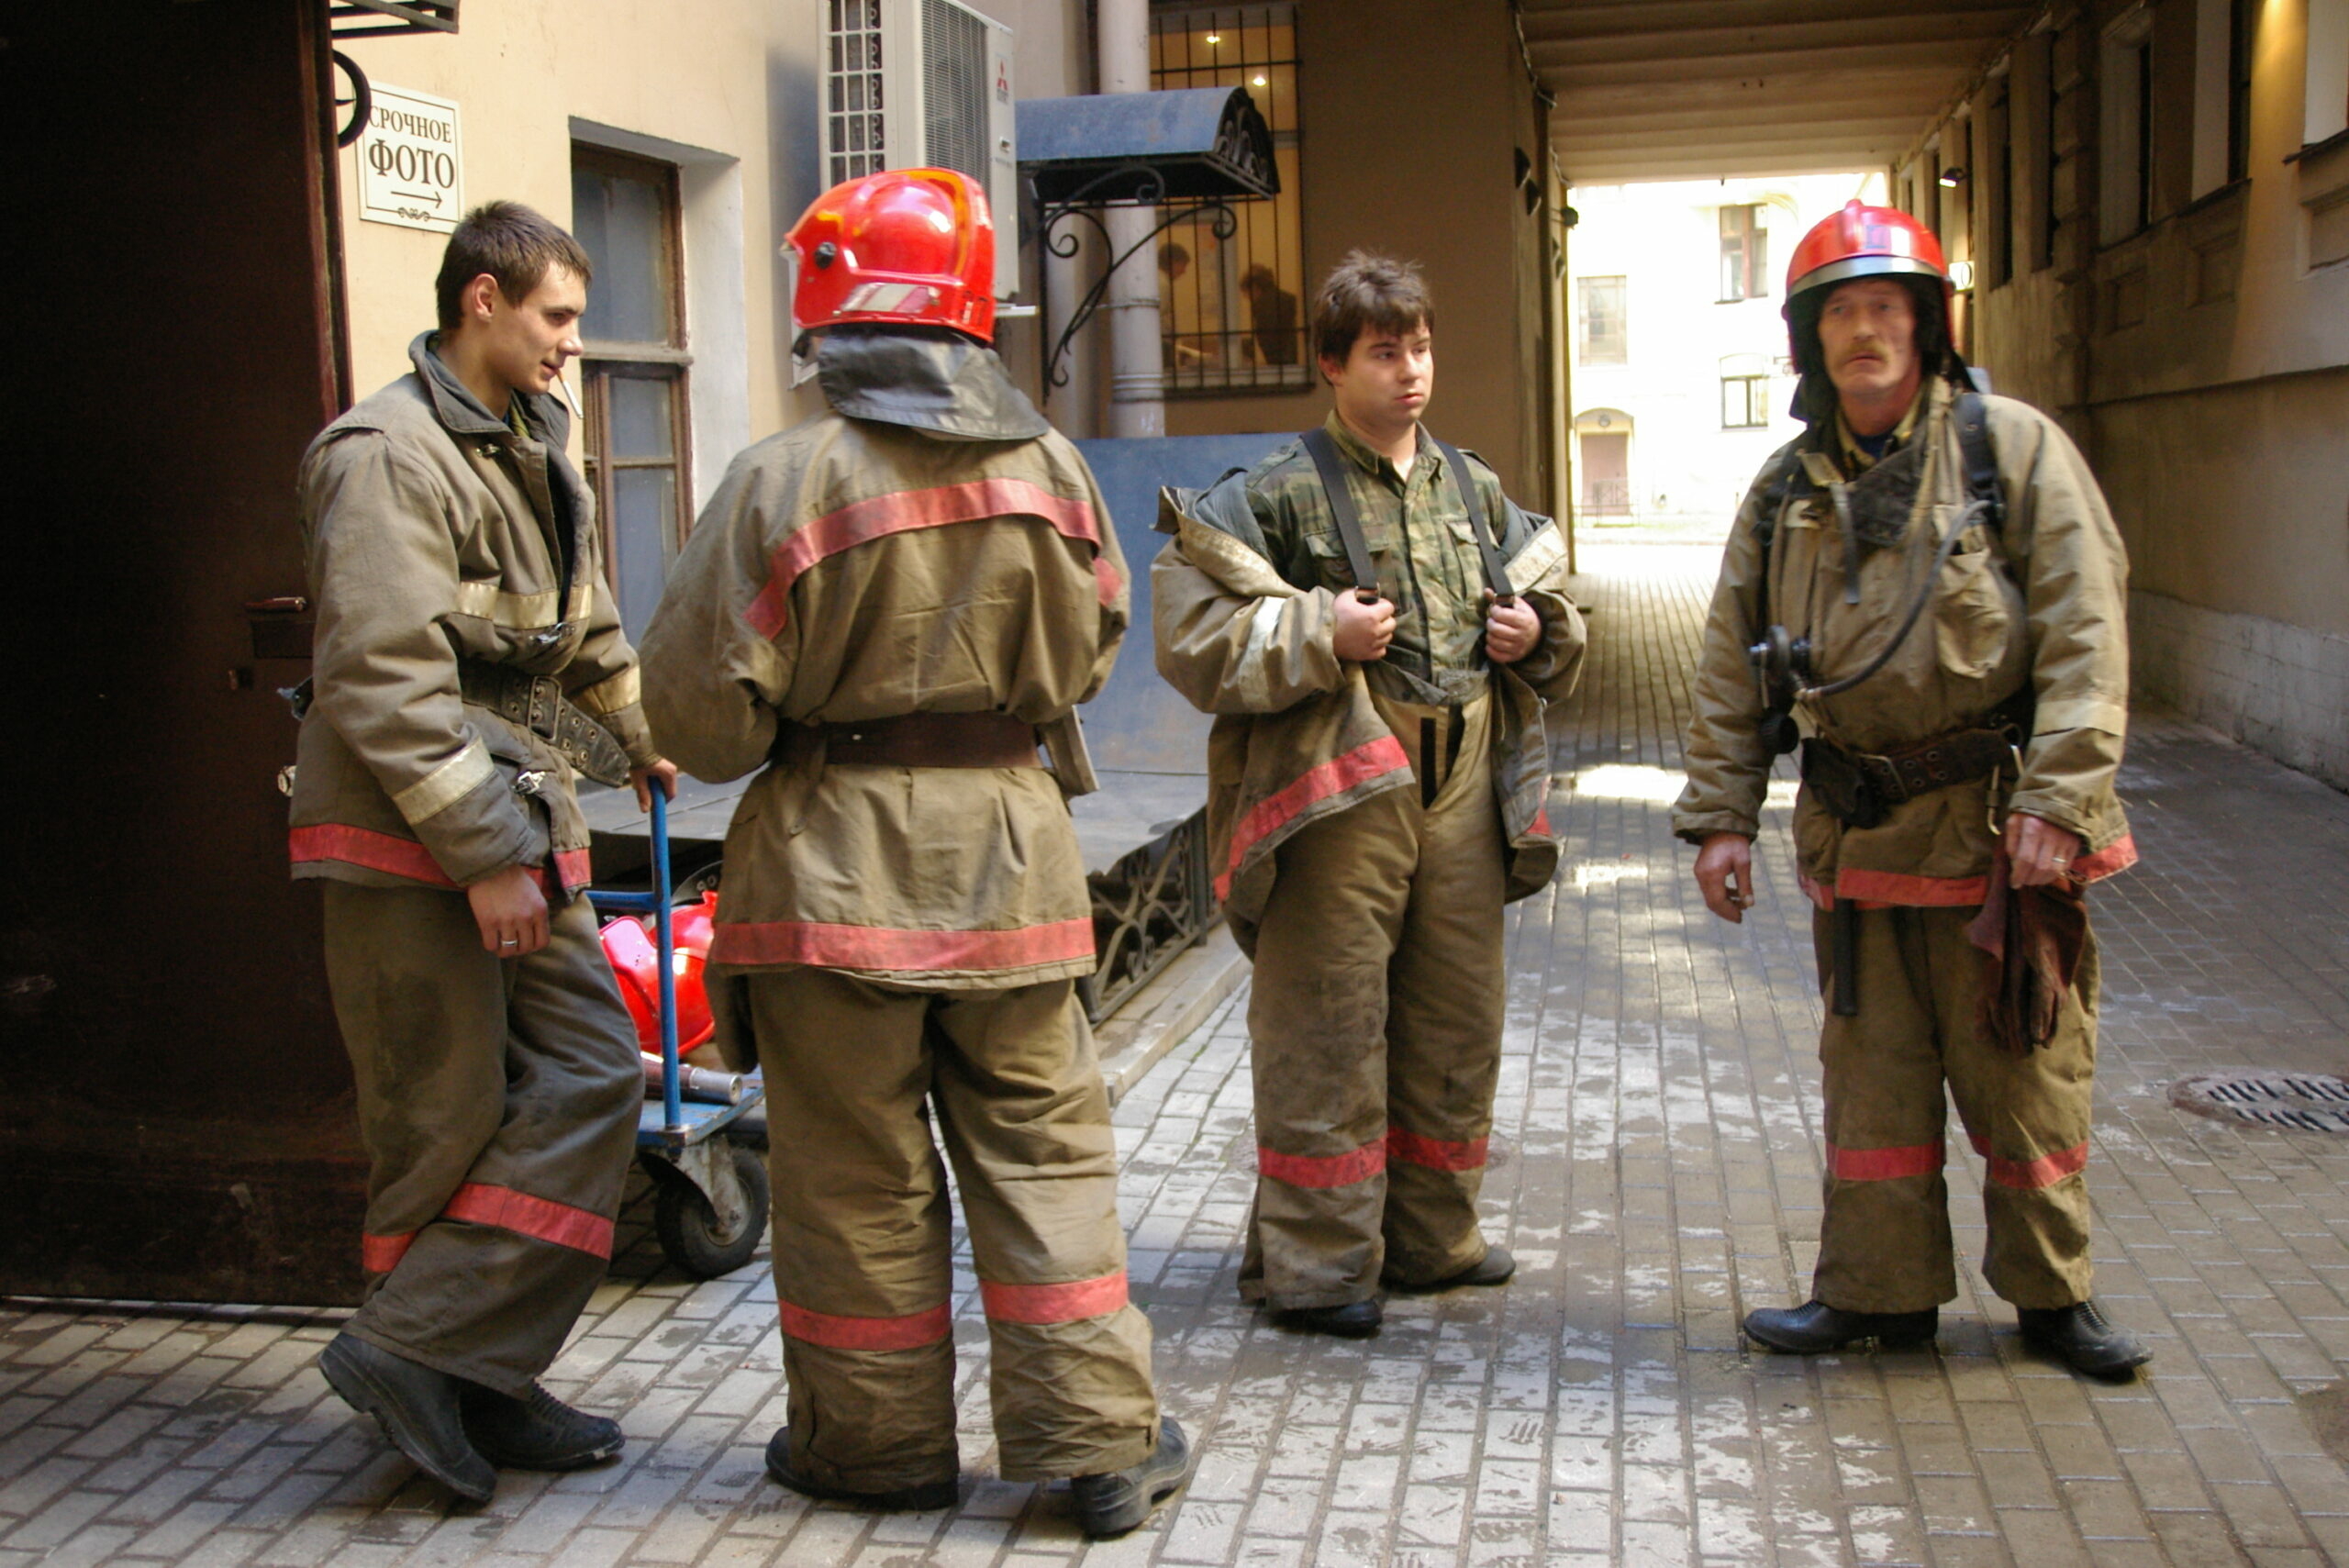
[6,540,2349,1566]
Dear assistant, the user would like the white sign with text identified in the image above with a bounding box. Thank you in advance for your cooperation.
[355,85,462,233]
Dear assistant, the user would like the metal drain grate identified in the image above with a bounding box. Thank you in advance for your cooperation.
[2170,1073,2349,1134]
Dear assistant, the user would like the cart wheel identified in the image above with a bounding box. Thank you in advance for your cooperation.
[654,1142,768,1278]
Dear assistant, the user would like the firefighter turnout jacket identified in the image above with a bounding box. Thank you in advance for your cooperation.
[290,332,658,897]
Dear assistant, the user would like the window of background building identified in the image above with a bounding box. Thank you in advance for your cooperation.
[1720,375,1770,429]
[2100,12,2156,242]
[1718,205,1768,300]
[825,0,885,185]
[571,145,692,646]
[1986,82,2014,287]
[1578,275,1627,364]
[2228,0,2257,182]
[1152,5,1306,391]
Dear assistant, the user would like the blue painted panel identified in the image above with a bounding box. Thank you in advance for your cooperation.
[1074,432,1291,774]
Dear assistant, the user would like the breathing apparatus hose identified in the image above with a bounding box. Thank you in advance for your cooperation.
[1795,495,1986,702]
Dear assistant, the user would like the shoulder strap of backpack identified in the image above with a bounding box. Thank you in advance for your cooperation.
[1298,427,1378,595]
[1427,436,1515,602]
[1953,390,2007,530]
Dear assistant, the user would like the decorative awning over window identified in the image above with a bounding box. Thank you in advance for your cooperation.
[1016,87,1277,206]
[329,2,457,38]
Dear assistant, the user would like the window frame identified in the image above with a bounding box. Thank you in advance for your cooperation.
[1578,274,1628,365]
[1150,3,1309,395]
[1717,204,1768,302]
[571,142,695,641]
[1719,373,1771,429]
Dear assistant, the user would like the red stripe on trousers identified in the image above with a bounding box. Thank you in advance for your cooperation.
[1824,1140,1945,1181]
[778,1299,954,1351]
[1258,1136,1387,1189]
[708,917,1096,973]
[1216,735,1412,899]
[1386,1126,1489,1173]
[979,1271,1130,1325]
[362,1232,414,1273]
[743,477,1106,637]
[1968,1133,2090,1188]
[443,1182,615,1259]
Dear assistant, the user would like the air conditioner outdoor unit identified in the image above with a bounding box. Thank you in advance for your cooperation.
[822,0,1019,299]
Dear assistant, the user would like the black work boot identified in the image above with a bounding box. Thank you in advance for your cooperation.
[2018,1300,2153,1378]
[1385,1244,1517,1293]
[460,1382,625,1470]
[1275,1298,1382,1338]
[318,1333,496,1505]
[1071,1417,1195,1539]
[1742,1300,1939,1353]
[763,1427,958,1510]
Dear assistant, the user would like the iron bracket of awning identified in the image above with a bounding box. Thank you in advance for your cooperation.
[328,1,458,39]
[1032,164,1242,402]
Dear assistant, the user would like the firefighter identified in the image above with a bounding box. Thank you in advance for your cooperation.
[292,201,676,1502]
[1675,201,2151,1378]
[639,169,1190,1538]
[1152,252,1586,1338]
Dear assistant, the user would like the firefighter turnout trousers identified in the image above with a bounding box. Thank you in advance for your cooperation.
[1241,688,1508,1309]
[738,968,1159,1491]
[321,883,643,1395]
[1810,903,2100,1315]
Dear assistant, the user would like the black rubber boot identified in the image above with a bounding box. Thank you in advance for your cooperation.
[763,1427,958,1510]
[318,1333,496,1505]
[1276,1298,1383,1338]
[460,1382,625,1471]
[1742,1300,1939,1353]
[1385,1243,1517,1293]
[2018,1300,2153,1378]
[1071,1418,1196,1539]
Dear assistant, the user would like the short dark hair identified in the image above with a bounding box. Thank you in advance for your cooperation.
[434,201,594,333]
[1311,250,1433,373]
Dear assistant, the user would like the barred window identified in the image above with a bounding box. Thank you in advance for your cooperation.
[1151,5,1308,392]
[826,0,886,185]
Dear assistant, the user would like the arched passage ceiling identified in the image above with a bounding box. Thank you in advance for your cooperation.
[1522,0,2038,184]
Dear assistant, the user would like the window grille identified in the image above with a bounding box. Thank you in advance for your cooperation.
[827,0,887,185]
[1151,4,1308,392]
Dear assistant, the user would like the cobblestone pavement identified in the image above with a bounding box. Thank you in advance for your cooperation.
[6,541,2349,1567]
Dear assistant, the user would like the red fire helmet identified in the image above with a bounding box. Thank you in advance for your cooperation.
[1784,199,1950,302]
[1783,200,1954,384]
[786,168,996,344]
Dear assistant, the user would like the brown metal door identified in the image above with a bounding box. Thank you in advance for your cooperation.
[0,0,367,1303]
[1580,431,1631,516]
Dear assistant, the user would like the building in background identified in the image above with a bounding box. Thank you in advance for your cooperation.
[1900,0,2349,788]
[1562,173,1887,534]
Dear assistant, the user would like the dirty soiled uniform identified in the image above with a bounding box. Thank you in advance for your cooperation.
[291,333,655,1394]
[1674,378,2138,1314]
[639,330,1158,1496]
[1153,415,1586,1308]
